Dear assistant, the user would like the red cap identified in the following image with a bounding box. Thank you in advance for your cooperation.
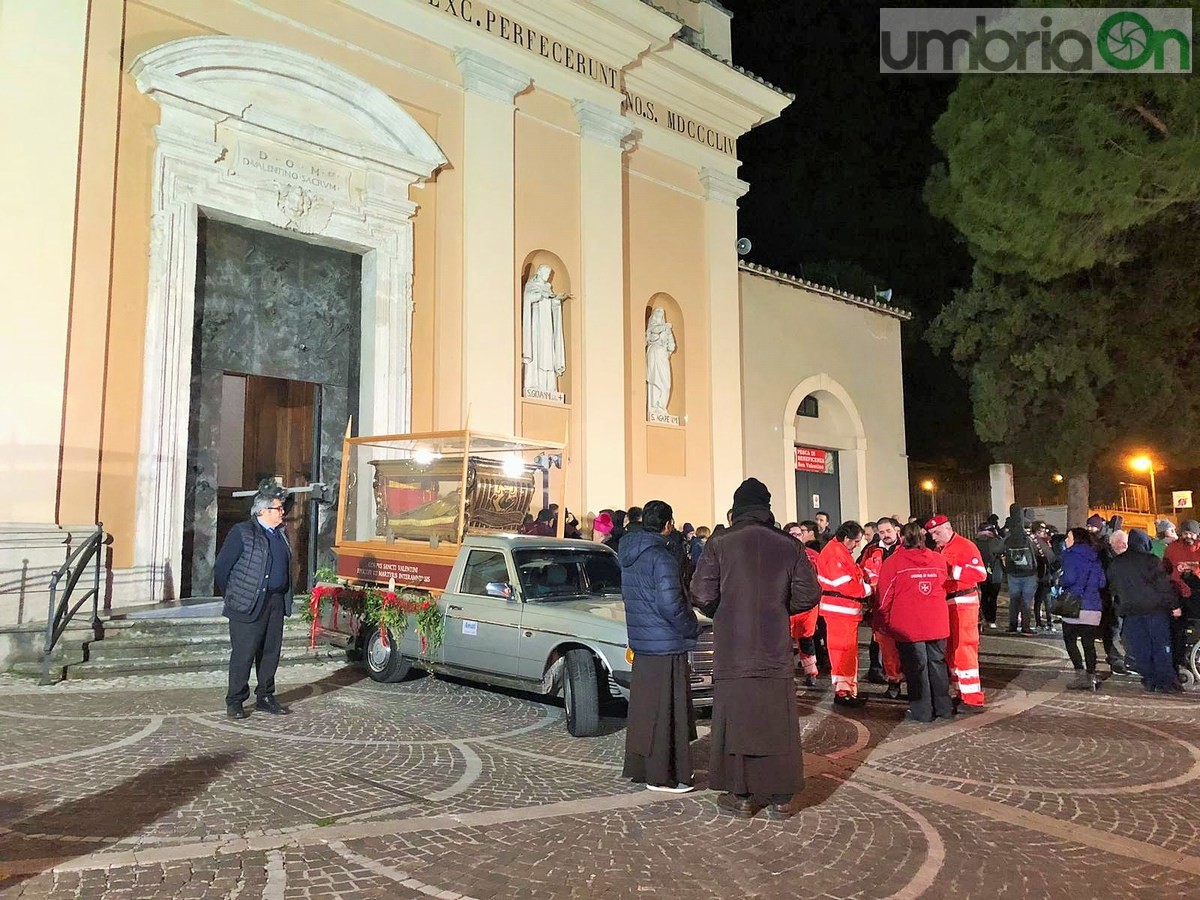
[925,514,950,530]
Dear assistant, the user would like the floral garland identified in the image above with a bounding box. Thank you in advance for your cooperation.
[308,583,443,654]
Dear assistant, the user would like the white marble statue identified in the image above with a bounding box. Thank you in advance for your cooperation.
[521,264,568,395]
[645,307,676,416]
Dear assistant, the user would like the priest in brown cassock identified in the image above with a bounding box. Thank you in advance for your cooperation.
[690,477,820,819]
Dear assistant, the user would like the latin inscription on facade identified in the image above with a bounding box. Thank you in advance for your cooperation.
[232,139,351,199]
[622,90,736,156]
[420,0,737,157]
[648,410,680,426]
[425,0,619,89]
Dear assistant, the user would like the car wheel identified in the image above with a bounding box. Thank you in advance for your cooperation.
[563,648,601,737]
[364,627,411,683]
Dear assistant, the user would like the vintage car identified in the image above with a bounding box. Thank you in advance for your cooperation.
[314,429,713,736]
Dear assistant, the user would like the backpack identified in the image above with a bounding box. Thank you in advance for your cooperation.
[1004,530,1038,577]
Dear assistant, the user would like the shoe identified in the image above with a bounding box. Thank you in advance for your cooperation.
[834,693,867,708]
[1020,629,1036,636]
[647,783,694,794]
[1005,629,1019,634]
[803,674,818,688]
[903,710,934,723]
[884,681,903,700]
[763,800,798,821]
[1067,671,1091,691]
[1156,683,1185,694]
[717,793,756,818]
[987,623,998,630]
[255,695,290,715]
[954,698,986,714]
[1109,661,1129,676]
[866,668,888,685]
[226,704,246,720]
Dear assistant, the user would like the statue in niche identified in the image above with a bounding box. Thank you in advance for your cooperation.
[521,264,569,396]
[645,307,676,417]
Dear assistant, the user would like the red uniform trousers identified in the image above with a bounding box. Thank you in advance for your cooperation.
[790,608,820,677]
[873,629,904,682]
[820,600,863,696]
[947,590,984,705]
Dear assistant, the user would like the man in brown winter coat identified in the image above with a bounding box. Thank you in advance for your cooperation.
[690,477,820,819]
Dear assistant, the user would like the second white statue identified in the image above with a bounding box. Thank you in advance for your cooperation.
[645,307,676,421]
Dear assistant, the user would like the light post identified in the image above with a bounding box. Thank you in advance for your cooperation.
[921,479,937,515]
[1130,455,1157,515]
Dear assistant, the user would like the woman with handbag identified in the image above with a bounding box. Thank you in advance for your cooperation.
[1057,527,1107,690]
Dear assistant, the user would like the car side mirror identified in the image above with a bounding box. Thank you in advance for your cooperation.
[485,581,514,600]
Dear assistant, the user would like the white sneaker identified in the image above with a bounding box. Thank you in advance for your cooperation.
[647,783,695,794]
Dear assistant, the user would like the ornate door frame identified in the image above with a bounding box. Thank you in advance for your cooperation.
[129,37,446,600]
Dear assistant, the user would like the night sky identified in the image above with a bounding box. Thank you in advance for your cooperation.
[719,1,985,467]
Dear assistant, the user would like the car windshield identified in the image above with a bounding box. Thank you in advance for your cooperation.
[512,548,622,600]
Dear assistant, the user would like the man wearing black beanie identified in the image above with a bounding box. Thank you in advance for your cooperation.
[691,477,820,820]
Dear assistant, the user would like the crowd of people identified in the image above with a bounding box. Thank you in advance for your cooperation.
[608,483,1199,816]
[611,477,999,818]
[974,508,1197,693]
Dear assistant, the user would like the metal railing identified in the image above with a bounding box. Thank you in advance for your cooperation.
[42,524,107,683]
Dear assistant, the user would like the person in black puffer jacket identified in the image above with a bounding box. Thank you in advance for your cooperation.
[619,500,700,793]
[1107,528,1181,692]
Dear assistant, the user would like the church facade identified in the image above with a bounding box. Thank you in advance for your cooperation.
[0,0,909,619]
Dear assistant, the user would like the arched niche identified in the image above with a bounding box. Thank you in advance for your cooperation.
[518,249,574,402]
[644,293,685,420]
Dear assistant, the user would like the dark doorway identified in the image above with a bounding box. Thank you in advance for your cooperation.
[183,217,361,597]
[795,445,841,526]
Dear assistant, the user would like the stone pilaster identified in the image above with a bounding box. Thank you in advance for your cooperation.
[699,167,751,523]
[573,101,636,510]
[455,50,531,432]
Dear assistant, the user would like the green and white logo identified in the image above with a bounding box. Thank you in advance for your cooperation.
[881,7,1193,74]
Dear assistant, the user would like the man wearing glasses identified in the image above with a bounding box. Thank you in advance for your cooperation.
[214,481,294,719]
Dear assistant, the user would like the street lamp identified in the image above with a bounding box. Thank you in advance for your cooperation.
[1129,455,1158,514]
[921,479,937,515]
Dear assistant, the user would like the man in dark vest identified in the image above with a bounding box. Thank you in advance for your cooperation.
[214,481,294,719]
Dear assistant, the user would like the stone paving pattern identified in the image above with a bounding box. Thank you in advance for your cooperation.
[1,630,1199,899]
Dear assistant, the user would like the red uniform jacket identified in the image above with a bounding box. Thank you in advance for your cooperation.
[859,542,899,587]
[1163,539,1200,599]
[817,539,871,617]
[875,546,950,643]
[938,533,987,603]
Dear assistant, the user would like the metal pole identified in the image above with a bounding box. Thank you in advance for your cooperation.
[1150,467,1158,516]
[931,490,937,516]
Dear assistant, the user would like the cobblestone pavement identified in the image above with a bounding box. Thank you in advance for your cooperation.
[2,630,1199,899]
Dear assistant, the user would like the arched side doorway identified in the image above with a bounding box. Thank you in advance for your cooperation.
[129,37,447,600]
[781,375,868,527]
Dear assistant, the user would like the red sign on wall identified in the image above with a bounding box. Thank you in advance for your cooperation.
[795,446,835,474]
[336,553,455,591]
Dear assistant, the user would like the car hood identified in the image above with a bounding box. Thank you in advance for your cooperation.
[531,596,627,624]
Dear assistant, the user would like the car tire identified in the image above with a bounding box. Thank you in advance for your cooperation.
[364,627,411,683]
[563,648,601,737]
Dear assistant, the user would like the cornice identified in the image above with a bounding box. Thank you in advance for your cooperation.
[739,263,913,322]
[699,167,749,206]
[573,99,638,147]
[454,48,532,102]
